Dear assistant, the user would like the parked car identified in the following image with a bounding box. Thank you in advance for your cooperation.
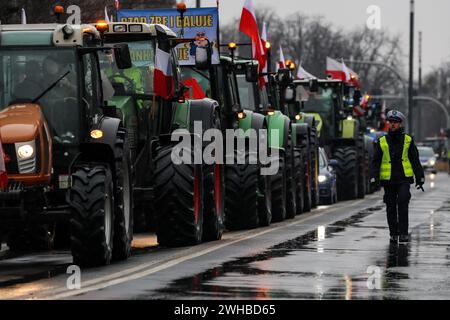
[418,146,438,174]
[318,148,338,205]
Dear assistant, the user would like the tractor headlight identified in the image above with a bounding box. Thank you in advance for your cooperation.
[318,175,327,183]
[17,144,34,160]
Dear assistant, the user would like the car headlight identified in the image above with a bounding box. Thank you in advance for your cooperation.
[17,144,34,160]
[318,175,327,183]
[428,159,436,166]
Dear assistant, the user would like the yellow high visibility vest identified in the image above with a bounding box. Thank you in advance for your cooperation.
[379,135,414,181]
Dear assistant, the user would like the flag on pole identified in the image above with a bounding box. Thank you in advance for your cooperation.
[239,0,265,77]
[115,0,120,11]
[260,21,268,86]
[276,45,285,71]
[296,63,316,80]
[326,57,351,82]
[154,44,175,99]
[105,7,110,23]
[21,8,27,25]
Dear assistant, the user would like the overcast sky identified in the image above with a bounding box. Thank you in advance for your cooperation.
[184,0,450,75]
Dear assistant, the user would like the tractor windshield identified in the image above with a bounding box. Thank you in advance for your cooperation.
[0,48,80,143]
[304,87,335,141]
[236,74,256,111]
[100,40,155,96]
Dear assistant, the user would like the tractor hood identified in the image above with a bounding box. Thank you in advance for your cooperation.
[0,104,42,143]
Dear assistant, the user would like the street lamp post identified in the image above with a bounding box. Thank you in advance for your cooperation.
[409,0,415,134]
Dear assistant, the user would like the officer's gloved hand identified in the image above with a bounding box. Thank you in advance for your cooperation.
[370,178,376,184]
[416,177,425,192]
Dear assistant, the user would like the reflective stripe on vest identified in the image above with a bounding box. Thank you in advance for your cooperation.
[379,135,414,180]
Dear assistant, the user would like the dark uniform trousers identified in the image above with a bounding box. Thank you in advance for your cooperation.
[383,183,412,236]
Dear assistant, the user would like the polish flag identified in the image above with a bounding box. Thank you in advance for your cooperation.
[115,0,120,11]
[154,44,174,99]
[260,21,268,87]
[326,57,350,82]
[276,45,285,71]
[239,0,265,73]
[296,63,316,80]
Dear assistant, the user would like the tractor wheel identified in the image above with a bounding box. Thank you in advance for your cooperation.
[285,134,297,219]
[258,173,272,227]
[303,149,312,213]
[225,150,259,230]
[334,147,358,201]
[112,130,133,261]
[357,157,366,199]
[294,149,304,215]
[202,163,225,242]
[202,111,225,242]
[310,128,319,208]
[70,166,114,267]
[154,145,203,247]
[7,224,53,252]
[271,154,287,222]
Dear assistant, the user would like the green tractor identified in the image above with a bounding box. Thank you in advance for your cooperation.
[0,23,134,267]
[181,53,273,230]
[100,22,225,246]
[288,79,367,201]
[230,56,299,222]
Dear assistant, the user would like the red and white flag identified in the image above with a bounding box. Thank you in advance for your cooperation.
[260,21,268,86]
[115,0,120,11]
[276,45,285,71]
[104,7,110,23]
[239,0,265,74]
[326,57,350,82]
[296,63,316,80]
[154,44,174,99]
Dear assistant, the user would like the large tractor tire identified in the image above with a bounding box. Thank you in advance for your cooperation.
[202,111,225,242]
[285,135,297,219]
[302,148,312,213]
[7,224,53,252]
[225,150,260,230]
[310,128,319,208]
[112,130,133,261]
[334,147,359,201]
[154,145,203,247]
[202,163,225,241]
[271,153,287,222]
[258,174,272,227]
[293,149,304,215]
[70,166,114,267]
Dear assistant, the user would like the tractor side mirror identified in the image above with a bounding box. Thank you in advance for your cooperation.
[276,69,291,86]
[195,45,212,70]
[309,78,319,93]
[113,44,132,69]
[284,85,296,103]
[245,63,259,83]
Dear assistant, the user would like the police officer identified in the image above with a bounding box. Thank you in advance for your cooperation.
[372,110,425,243]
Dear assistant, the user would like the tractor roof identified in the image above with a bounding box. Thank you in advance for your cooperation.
[104,22,177,38]
[0,24,100,47]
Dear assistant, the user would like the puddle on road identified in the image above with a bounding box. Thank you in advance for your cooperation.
[147,205,387,300]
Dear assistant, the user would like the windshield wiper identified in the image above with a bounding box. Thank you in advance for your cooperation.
[32,70,71,103]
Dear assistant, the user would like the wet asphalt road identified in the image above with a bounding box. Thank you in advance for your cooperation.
[0,173,449,300]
